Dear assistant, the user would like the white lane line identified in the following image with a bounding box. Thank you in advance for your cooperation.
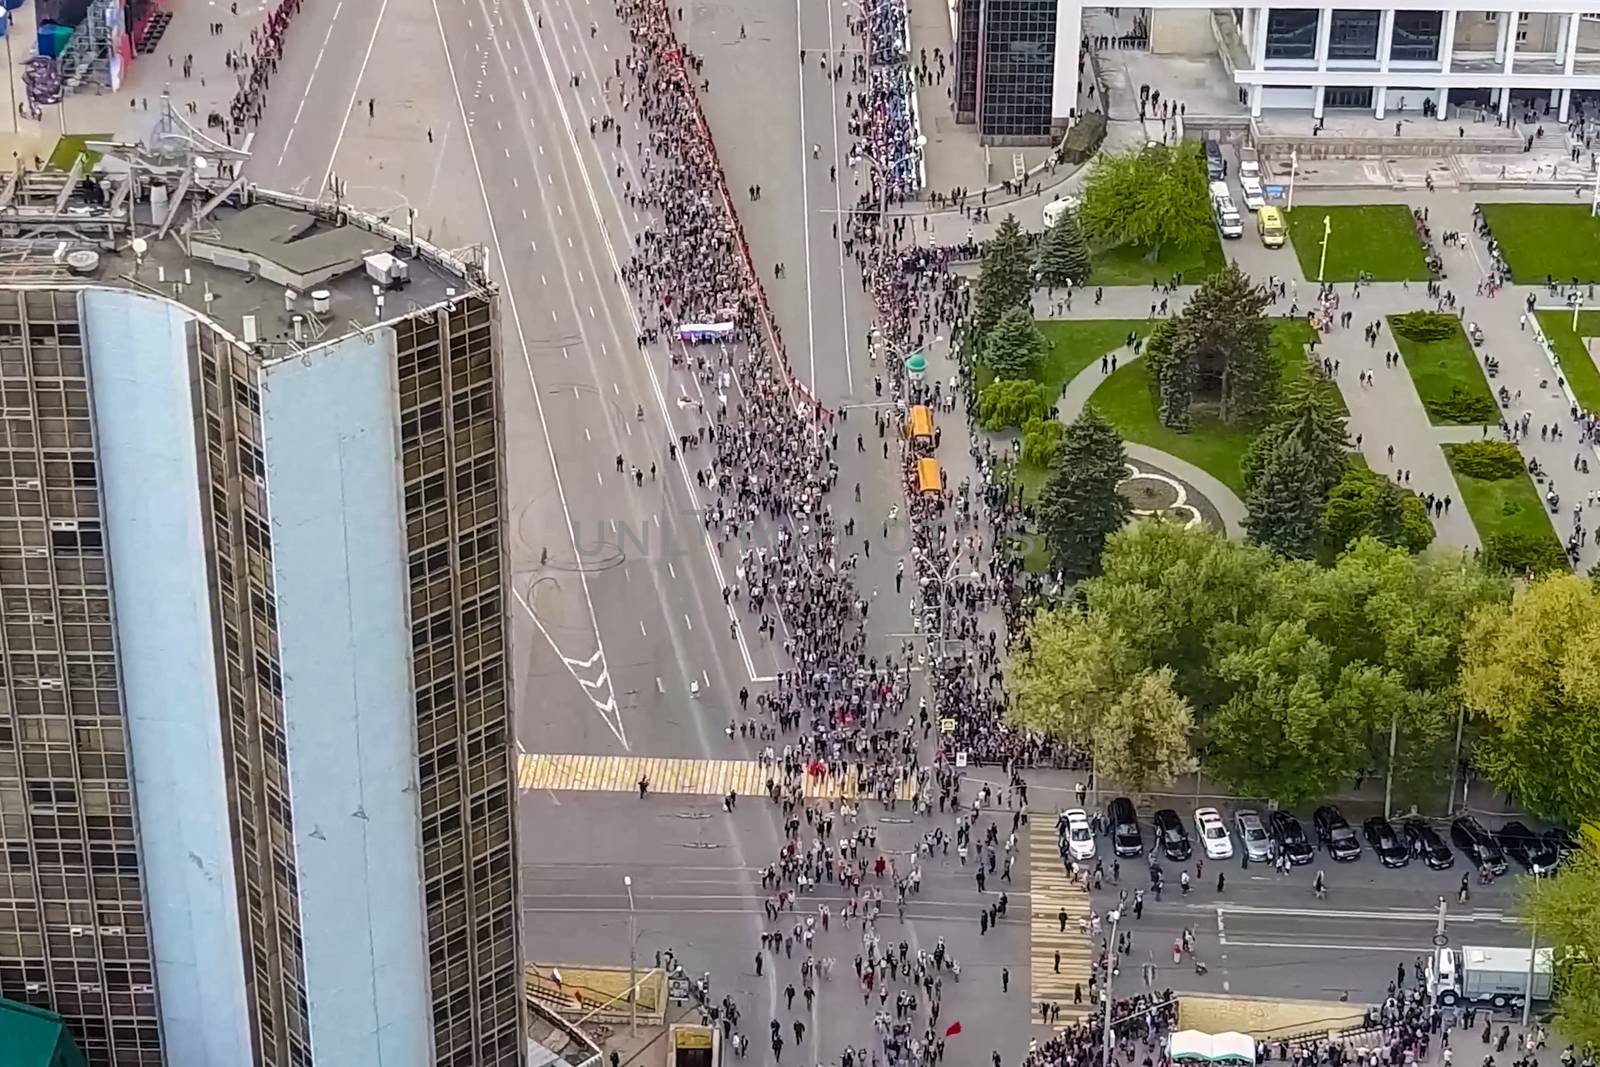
[320,0,391,191]
[640,620,648,636]
[793,0,819,394]
[668,562,676,578]
[822,0,854,395]
[685,614,693,631]
[276,0,344,167]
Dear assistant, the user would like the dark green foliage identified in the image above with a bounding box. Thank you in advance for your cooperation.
[1172,263,1276,424]
[1321,465,1436,555]
[1449,440,1527,481]
[982,306,1046,381]
[1038,406,1132,580]
[1037,210,1092,288]
[1241,377,1351,502]
[1425,385,1499,424]
[1140,319,1192,431]
[1021,418,1065,467]
[1243,437,1327,558]
[1390,311,1460,342]
[970,216,1035,343]
[978,379,1054,430]
[1484,531,1569,575]
[1077,142,1214,255]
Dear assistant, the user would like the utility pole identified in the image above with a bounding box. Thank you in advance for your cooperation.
[1318,214,1332,282]
[625,875,638,1036]
[1383,711,1399,820]
[1101,908,1121,1067]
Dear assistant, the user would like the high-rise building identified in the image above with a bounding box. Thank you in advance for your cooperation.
[0,170,522,1067]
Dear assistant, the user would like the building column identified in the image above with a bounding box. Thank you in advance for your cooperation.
[1438,87,1450,120]
[1437,8,1456,119]
[1500,10,1518,120]
[1563,10,1580,75]
[1252,5,1270,66]
[1375,86,1388,119]
[1313,84,1327,119]
[1314,5,1332,71]
[1374,9,1395,118]
[1050,0,1084,128]
[1251,83,1264,117]
[1559,87,1572,122]
[1493,11,1510,66]
[1242,6,1256,57]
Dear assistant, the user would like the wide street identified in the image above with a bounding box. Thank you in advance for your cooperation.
[214,0,1576,1062]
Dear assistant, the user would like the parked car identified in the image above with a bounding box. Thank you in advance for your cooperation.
[1194,806,1234,860]
[1152,808,1192,861]
[1314,805,1363,861]
[1269,811,1314,865]
[1450,816,1508,875]
[1402,819,1455,869]
[1238,175,1266,212]
[1204,139,1225,180]
[1496,821,1558,874]
[1107,796,1145,858]
[1235,809,1274,862]
[1362,816,1409,867]
[1062,808,1096,862]
[1543,827,1579,864]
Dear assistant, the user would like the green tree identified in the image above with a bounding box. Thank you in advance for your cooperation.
[1172,263,1275,424]
[1206,620,1395,805]
[982,306,1045,381]
[1038,407,1132,581]
[1242,377,1351,500]
[1139,319,1191,431]
[1520,844,1600,1047]
[1036,208,1092,287]
[1460,573,1600,821]
[1320,466,1435,555]
[1244,436,1327,559]
[1077,142,1212,257]
[1095,667,1196,791]
[977,379,1053,430]
[1005,605,1142,743]
[970,215,1034,342]
[1020,417,1064,467]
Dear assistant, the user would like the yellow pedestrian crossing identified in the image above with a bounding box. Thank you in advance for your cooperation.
[1029,820,1094,1023]
[517,753,918,800]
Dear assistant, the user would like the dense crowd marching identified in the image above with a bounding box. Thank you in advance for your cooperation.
[217,0,304,139]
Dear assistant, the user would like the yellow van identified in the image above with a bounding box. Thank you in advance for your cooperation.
[1258,206,1285,248]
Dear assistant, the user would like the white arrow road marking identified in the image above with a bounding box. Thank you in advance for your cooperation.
[513,587,628,749]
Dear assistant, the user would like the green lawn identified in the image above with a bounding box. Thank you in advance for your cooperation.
[1388,315,1497,426]
[1087,319,1329,495]
[1034,319,1151,393]
[1285,205,1431,282]
[1536,309,1600,414]
[1088,233,1226,287]
[1478,203,1600,284]
[1443,444,1563,560]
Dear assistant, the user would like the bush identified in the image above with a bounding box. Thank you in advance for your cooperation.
[1483,531,1568,575]
[1021,417,1065,467]
[1449,440,1526,481]
[1425,385,1498,424]
[1390,311,1460,342]
[1060,113,1108,166]
[978,379,1054,431]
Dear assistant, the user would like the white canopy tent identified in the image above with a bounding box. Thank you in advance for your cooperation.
[1168,1031,1257,1066]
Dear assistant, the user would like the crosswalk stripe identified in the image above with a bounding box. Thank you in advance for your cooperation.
[517,753,918,799]
[1028,821,1093,1022]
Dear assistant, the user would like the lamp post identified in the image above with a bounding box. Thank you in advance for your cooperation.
[1287,149,1298,212]
[1101,908,1122,1067]
[1573,295,1585,333]
[624,875,638,1036]
[1317,214,1332,283]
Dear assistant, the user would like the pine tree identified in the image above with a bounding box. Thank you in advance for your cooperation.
[1172,263,1275,424]
[982,306,1045,381]
[1242,377,1350,500]
[1039,406,1132,581]
[1036,210,1092,288]
[1243,436,1326,559]
[970,215,1035,343]
[1141,320,1192,431]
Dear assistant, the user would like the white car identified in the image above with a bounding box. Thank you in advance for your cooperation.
[1062,808,1096,861]
[1239,176,1265,212]
[1194,807,1234,860]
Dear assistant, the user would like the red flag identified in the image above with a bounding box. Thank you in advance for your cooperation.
[944,1022,962,1038]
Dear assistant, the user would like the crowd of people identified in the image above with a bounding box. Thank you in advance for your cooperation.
[857,0,925,201]
[214,0,304,140]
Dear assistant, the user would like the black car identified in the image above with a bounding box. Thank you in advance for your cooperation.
[1362,816,1409,868]
[1544,827,1580,864]
[1107,796,1145,858]
[1314,805,1362,861]
[1268,811,1314,865]
[1152,808,1192,861]
[1402,819,1454,869]
[1451,816,1508,875]
[1496,821,1560,874]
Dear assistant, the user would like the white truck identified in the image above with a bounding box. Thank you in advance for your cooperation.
[1431,945,1553,1011]
[1208,180,1242,239]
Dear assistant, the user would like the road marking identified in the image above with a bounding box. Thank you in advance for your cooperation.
[1219,905,1510,922]
[320,0,392,191]
[639,621,648,636]
[1028,821,1093,1019]
[792,0,819,394]
[518,753,917,798]
[1220,940,1433,954]
[275,0,344,168]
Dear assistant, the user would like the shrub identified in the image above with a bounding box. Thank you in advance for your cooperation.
[1390,311,1459,342]
[978,379,1054,431]
[1483,531,1568,575]
[1060,113,1108,166]
[1021,417,1065,467]
[1425,385,1498,424]
[1449,440,1526,481]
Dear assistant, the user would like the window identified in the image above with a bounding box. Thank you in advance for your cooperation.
[1327,9,1379,59]
[1265,8,1318,59]
[1391,10,1442,61]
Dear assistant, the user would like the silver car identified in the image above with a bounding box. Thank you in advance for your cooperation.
[1235,809,1274,862]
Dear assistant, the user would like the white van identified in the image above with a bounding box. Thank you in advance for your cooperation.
[1209,180,1242,239]
[1042,195,1079,229]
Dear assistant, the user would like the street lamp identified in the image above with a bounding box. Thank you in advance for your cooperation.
[624,875,638,1036]
[1287,149,1299,212]
[1573,295,1585,333]
[1317,214,1332,283]
[1101,908,1122,1067]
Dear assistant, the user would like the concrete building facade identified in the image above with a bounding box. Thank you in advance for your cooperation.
[0,168,522,1067]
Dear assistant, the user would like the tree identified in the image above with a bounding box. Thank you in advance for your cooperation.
[1172,264,1275,424]
[1320,466,1435,556]
[1005,606,1142,743]
[1077,142,1213,258]
[1036,209,1092,287]
[1020,417,1064,468]
[1037,406,1132,581]
[1242,377,1351,501]
[969,215,1034,342]
[1244,436,1327,559]
[982,306,1045,381]
[1460,574,1600,821]
[977,378,1053,431]
[1520,844,1600,1048]
[1140,319,1191,431]
[1095,668,1196,791]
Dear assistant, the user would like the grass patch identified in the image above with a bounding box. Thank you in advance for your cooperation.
[1088,320,1328,495]
[47,133,105,172]
[1443,444,1564,567]
[1536,309,1600,415]
[1088,233,1226,287]
[1478,203,1600,284]
[1286,205,1430,282]
[1015,457,1051,503]
[1034,319,1150,393]
[1388,314,1496,425]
